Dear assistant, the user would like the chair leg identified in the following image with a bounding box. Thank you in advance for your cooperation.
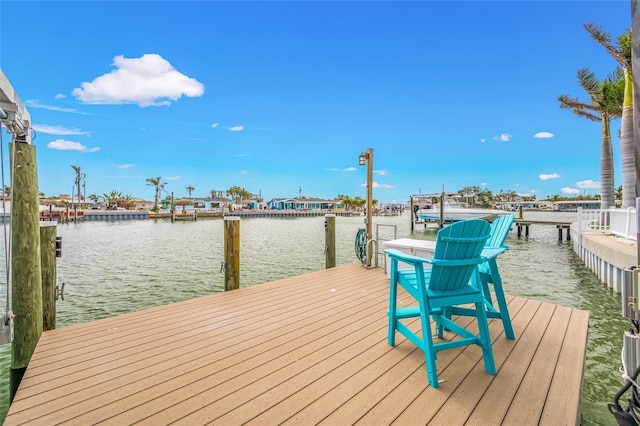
[420,304,440,388]
[486,259,515,340]
[480,273,493,307]
[490,278,515,340]
[388,271,398,347]
[436,307,449,339]
[475,301,496,375]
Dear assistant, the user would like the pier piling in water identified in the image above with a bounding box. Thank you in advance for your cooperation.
[224,217,240,291]
[325,214,336,268]
[40,222,58,331]
[9,142,43,402]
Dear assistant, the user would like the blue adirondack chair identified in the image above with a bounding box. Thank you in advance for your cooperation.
[384,219,496,388]
[452,214,516,339]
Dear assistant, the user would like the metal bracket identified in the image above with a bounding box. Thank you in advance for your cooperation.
[56,282,65,301]
[220,261,226,273]
[0,311,15,345]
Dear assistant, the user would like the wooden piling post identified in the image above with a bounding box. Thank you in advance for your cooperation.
[40,222,57,331]
[518,205,523,219]
[439,192,445,229]
[410,196,414,231]
[325,214,336,268]
[170,192,175,223]
[224,216,240,291]
[9,142,43,402]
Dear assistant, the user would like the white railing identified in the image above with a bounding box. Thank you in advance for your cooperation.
[577,207,637,241]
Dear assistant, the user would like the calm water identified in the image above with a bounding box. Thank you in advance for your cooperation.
[0,212,630,425]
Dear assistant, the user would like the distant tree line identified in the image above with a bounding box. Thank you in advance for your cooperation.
[455,186,602,209]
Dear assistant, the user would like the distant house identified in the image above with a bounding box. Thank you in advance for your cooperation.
[134,199,156,210]
[495,201,553,211]
[192,197,229,211]
[267,198,343,211]
[553,200,601,212]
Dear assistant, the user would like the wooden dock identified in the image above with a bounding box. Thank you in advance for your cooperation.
[514,219,573,240]
[4,264,588,425]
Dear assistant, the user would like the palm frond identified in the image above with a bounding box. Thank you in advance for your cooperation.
[584,22,630,70]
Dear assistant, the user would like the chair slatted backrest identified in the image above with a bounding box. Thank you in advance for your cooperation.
[429,219,491,292]
[486,214,515,249]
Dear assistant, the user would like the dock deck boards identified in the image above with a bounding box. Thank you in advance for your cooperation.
[5,263,588,425]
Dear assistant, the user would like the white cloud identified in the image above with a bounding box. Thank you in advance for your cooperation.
[534,131,554,139]
[116,163,135,169]
[54,93,66,99]
[47,139,100,152]
[327,167,358,172]
[375,169,387,176]
[561,187,581,195]
[211,123,219,128]
[72,54,205,107]
[480,138,487,143]
[241,170,248,175]
[376,183,395,189]
[493,133,512,142]
[576,179,600,189]
[361,182,395,189]
[33,124,90,136]
[229,126,244,132]
[166,176,181,181]
[539,173,561,181]
[25,100,85,114]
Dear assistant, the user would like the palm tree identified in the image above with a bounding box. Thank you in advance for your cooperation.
[146,176,167,212]
[559,67,623,209]
[102,190,122,209]
[210,189,224,198]
[186,185,195,198]
[226,186,251,206]
[615,185,623,203]
[584,24,635,208]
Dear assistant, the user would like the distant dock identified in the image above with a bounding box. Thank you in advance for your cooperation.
[225,210,358,218]
[514,218,573,240]
[412,217,574,241]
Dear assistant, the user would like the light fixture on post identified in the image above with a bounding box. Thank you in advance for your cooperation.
[359,148,374,267]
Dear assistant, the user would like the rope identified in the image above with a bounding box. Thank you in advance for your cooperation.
[0,124,9,315]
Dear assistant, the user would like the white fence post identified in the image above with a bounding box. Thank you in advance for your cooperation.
[577,207,583,247]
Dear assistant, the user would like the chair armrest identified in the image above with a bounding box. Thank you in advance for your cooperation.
[384,248,486,267]
[384,248,432,265]
[480,247,507,259]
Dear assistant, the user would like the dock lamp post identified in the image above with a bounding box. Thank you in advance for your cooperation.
[359,148,374,267]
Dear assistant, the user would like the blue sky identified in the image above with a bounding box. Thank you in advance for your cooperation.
[0,1,632,204]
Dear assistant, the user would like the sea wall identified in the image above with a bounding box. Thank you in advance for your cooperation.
[572,223,637,294]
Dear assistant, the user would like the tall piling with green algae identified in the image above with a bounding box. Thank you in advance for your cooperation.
[9,142,43,402]
[40,222,57,331]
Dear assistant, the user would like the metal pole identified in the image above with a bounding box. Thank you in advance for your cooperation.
[366,148,373,267]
